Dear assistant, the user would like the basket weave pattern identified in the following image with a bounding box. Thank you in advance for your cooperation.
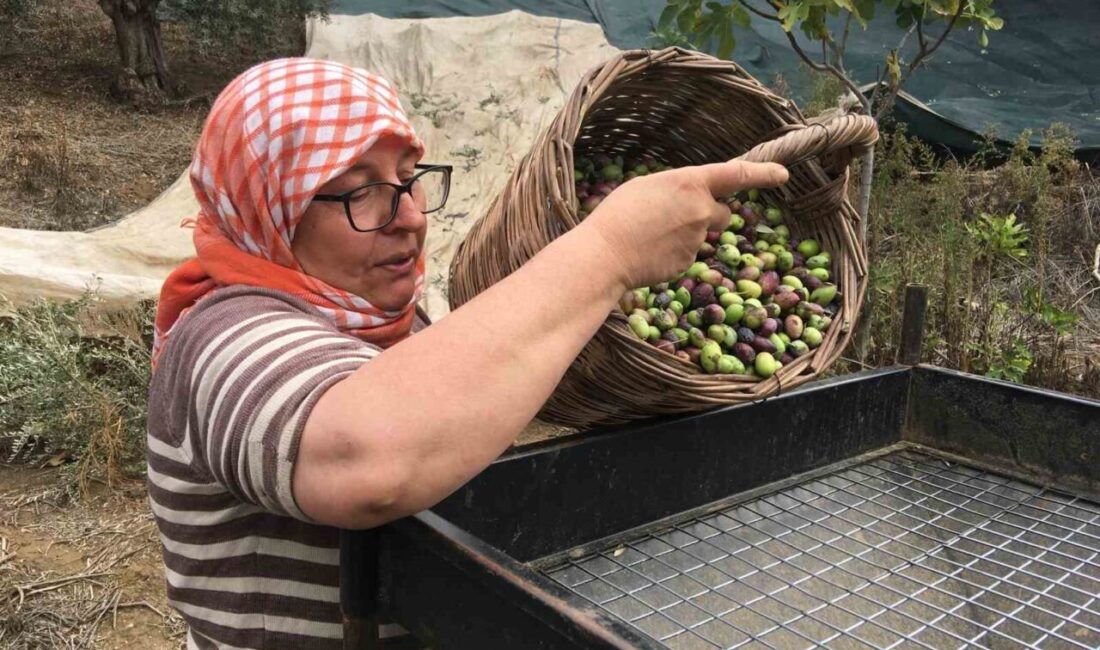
[449,48,878,429]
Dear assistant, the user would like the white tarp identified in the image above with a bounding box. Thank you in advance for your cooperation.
[0,10,617,320]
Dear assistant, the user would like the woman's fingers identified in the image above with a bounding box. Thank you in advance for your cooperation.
[708,200,733,232]
[699,161,788,199]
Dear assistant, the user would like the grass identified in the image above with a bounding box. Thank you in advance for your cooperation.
[0,296,154,490]
[852,123,1100,397]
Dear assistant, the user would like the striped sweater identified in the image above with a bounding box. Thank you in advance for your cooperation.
[146,286,426,649]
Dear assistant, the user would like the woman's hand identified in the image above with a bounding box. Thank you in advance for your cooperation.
[582,161,788,291]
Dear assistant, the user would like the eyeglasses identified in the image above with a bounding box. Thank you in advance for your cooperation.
[312,163,453,233]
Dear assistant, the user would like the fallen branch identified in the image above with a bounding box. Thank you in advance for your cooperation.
[1093,243,1100,283]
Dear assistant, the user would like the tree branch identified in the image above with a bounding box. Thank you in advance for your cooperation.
[869,63,887,116]
[907,1,965,77]
[737,0,778,21]
[915,10,927,51]
[781,28,869,113]
[837,11,853,68]
[870,0,967,120]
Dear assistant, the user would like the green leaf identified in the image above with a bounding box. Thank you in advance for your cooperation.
[777,3,797,31]
[896,8,914,29]
[732,4,751,28]
[717,26,737,60]
[979,30,988,48]
[677,5,697,35]
[853,0,875,22]
[886,49,902,86]
[657,2,681,29]
[987,16,1004,30]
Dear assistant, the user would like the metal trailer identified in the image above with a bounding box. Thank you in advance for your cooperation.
[341,288,1100,649]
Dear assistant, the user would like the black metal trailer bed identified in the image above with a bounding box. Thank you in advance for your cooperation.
[341,363,1099,649]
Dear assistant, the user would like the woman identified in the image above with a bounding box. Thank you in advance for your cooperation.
[147,57,787,649]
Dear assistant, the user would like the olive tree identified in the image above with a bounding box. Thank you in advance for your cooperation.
[95,0,331,99]
[657,0,1003,230]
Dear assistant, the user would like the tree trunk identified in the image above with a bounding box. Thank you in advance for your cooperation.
[852,140,876,364]
[98,0,169,100]
[857,147,874,241]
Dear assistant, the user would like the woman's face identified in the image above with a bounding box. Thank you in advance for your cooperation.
[292,135,427,312]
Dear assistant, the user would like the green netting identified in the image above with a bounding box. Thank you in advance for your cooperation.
[338,0,1100,161]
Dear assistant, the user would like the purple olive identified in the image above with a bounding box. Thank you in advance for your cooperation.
[654,339,676,354]
[677,315,691,330]
[733,342,756,364]
[703,303,727,326]
[759,318,779,337]
[708,260,734,278]
[676,277,696,293]
[720,278,736,292]
[737,327,755,344]
[805,275,824,290]
[737,240,756,254]
[696,242,717,260]
[737,266,761,282]
[759,271,780,296]
[795,302,825,320]
[692,283,716,307]
[780,352,795,365]
[772,291,801,312]
[739,205,759,227]
[706,230,722,244]
[752,335,778,354]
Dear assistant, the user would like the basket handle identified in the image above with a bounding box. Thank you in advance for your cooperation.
[735,114,878,172]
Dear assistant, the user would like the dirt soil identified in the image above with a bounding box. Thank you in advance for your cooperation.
[0,0,299,232]
[0,466,183,649]
[0,5,317,646]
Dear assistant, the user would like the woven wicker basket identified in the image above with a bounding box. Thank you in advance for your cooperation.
[449,47,878,429]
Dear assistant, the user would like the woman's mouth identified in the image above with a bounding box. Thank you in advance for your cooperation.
[378,254,417,274]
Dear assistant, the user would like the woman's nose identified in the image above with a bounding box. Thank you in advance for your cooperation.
[385,191,427,233]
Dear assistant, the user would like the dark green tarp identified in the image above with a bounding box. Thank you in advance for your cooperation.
[339,1,1100,161]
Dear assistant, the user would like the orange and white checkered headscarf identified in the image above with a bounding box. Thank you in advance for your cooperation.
[153,58,426,365]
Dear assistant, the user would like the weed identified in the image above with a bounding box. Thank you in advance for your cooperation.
[0,295,153,488]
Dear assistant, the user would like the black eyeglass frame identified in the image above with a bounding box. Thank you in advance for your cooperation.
[312,163,453,233]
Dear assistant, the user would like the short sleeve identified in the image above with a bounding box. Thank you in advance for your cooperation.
[150,287,380,521]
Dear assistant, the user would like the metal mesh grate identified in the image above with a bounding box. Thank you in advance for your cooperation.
[543,450,1100,649]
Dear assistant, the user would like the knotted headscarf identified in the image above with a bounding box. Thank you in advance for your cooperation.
[153,58,426,365]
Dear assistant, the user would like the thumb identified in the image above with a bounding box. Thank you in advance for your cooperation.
[707,199,733,233]
[699,161,788,199]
